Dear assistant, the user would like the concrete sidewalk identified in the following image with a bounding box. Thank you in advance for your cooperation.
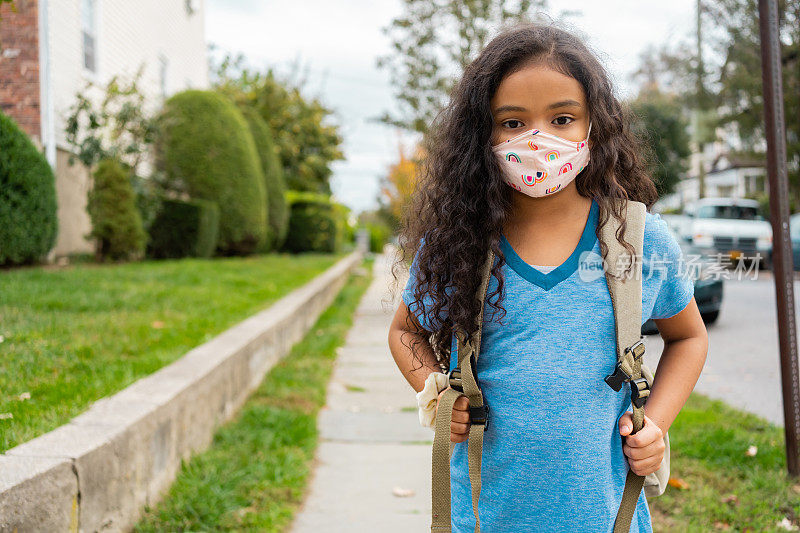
[289,249,434,532]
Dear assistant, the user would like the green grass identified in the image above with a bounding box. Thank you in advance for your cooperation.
[133,257,373,532]
[0,252,348,452]
[650,391,800,531]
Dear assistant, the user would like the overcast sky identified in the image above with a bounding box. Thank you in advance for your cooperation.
[205,0,697,216]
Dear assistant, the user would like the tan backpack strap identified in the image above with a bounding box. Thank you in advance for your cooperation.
[430,248,494,532]
[599,198,651,533]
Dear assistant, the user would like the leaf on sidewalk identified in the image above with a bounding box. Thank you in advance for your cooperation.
[667,477,689,490]
[392,486,415,497]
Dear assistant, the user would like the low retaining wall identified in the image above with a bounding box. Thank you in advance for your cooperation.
[0,250,364,532]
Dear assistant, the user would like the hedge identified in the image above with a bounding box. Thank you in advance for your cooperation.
[282,191,339,253]
[0,110,58,265]
[146,197,220,259]
[155,90,266,255]
[85,157,147,261]
[238,105,289,252]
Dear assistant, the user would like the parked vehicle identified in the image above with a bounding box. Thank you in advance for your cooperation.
[678,197,772,269]
[641,224,724,335]
[790,212,800,271]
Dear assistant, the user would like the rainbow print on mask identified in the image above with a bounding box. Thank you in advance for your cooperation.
[506,152,522,163]
[558,162,573,175]
[545,183,561,194]
[521,174,536,186]
[545,150,559,161]
[535,171,547,182]
[528,141,538,151]
[576,140,587,152]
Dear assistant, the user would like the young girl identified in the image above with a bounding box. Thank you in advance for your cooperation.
[387,22,708,532]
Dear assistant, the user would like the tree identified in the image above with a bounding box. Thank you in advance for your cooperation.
[374,0,580,134]
[631,0,799,203]
[379,139,424,224]
[210,49,345,194]
[628,87,691,197]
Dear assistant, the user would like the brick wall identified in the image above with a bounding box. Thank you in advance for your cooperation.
[0,0,40,145]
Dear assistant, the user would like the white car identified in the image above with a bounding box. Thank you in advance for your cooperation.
[679,197,772,267]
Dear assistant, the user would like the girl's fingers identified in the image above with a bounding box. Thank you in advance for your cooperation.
[623,438,665,461]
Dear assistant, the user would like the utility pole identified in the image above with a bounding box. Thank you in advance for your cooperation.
[758,0,800,478]
[695,0,707,199]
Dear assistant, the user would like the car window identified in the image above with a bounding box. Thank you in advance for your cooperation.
[696,205,760,220]
[791,215,800,239]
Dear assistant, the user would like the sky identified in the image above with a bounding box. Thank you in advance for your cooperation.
[205,0,698,216]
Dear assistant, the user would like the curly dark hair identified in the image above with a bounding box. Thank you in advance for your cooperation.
[389,21,659,374]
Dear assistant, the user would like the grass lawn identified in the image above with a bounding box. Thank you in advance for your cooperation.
[651,392,800,531]
[0,251,348,453]
[133,256,373,532]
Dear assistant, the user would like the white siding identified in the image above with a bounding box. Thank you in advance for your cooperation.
[47,0,208,151]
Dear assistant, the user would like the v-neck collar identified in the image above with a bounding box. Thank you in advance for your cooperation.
[500,197,599,291]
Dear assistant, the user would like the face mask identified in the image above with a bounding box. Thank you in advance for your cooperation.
[491,122,592,197]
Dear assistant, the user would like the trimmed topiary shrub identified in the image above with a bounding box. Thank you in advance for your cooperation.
[0,111,58,265]
[155,90,266,255]
[146,197,219,259]
[85,157,147,261]
[238,105,289,252]
[282,191,338,253]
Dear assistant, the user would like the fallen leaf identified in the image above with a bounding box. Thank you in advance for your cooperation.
[0,413,13,420]
[392,486,415,497]
[151,321,165,329]
[792,484,800,494]
[777,517,799,531]
[0,334,4,343]
[720,494,739,506]
[668,477,689,490]
[18,392,30,401]
[745,445,758,456]
[714,521,731,530]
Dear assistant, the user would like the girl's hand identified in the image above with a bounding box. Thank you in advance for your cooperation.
[618,411,665,476]
[435,388,471,443]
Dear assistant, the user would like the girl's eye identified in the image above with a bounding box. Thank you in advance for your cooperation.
[552,116,574,126]
[502,120,524,129]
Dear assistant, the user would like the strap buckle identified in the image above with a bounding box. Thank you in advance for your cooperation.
[447,353,489,429]
[630,377,650,408]
[604,339,646,392]
[447,352,480,393]
[469,403,490,429]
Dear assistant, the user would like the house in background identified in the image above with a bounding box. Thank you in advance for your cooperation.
[0,0,208,259]
[655,123,766,213]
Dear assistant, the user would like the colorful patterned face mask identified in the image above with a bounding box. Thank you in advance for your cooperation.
[491,122,592,198]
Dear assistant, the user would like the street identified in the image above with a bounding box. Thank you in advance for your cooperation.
[643,273,800,428]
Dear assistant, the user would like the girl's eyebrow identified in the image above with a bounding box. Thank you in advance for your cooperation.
[493,100,583,114]
[546,99,582,110]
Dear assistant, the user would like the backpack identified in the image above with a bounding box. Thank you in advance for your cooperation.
[430,198,670,533]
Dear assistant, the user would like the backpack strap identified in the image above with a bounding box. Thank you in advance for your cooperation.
[598,198,652,533]
[431,248,494,532]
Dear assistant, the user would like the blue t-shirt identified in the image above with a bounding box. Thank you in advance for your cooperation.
[401,197,694,532]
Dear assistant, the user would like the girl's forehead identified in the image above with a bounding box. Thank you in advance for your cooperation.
[491,65,586,109]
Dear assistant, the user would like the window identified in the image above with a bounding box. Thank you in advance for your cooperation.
[82,0,97,72]
[696,205,760,220]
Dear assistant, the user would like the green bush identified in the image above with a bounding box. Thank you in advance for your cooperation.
[86,157,147,261]
[282,191,339,253]
[146,197,220,258]
[238,105,289,252]
[366,223,390,253]
[0,111,58,265]
[155,90,266,255]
